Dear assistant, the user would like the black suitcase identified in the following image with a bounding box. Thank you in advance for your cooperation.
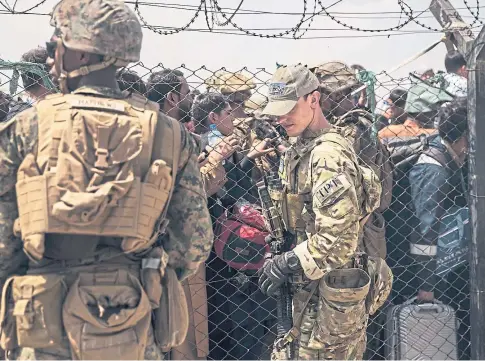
[384,297,458,360]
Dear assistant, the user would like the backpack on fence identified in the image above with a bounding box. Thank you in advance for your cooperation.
[214,201,270,273]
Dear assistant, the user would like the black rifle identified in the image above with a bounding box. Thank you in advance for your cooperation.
[257,170,295,359]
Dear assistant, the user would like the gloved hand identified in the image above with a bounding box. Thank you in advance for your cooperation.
[258,250,302,296]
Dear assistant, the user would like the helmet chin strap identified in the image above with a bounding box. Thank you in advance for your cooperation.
[54,38,128,94]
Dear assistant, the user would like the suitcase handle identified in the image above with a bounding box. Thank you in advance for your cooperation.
[403,296,444,306]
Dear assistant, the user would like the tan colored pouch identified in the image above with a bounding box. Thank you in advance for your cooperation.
[309,268,370,350]
[10,274,67,349]
[154,267,189,351]
[62,269,152,360]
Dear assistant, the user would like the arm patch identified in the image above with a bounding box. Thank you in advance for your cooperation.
[313,173,351,208]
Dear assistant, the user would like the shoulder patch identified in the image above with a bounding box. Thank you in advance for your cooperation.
[313,173,351,208]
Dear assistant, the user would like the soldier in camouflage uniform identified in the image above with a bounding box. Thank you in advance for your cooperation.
[311,61,394,359]
[0,0,213,359]
[205,70,255,118]
[258,65,391,360]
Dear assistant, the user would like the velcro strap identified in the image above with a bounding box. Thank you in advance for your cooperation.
[13,299,30,317]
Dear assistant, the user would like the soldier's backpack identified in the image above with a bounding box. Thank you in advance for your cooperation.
[335,109,393,212]
[334,109,393,259]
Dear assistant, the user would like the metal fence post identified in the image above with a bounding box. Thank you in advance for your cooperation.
[467,26,485,360]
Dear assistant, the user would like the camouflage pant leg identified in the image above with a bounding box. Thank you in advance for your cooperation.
[9,327,165,360]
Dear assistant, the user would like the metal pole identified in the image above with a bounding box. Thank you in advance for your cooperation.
[429,1,481,357]
[467,27,485,360]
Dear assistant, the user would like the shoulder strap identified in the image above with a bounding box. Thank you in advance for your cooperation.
[126,95,159,177]
[34,94,70,172]
[336,109,374,127]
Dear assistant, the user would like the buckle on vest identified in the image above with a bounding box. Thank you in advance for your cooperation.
[95,148,109,169]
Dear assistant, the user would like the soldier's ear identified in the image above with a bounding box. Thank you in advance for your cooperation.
[310,91,321,108]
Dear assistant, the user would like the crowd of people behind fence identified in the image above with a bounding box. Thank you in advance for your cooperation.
[0,38,471,361]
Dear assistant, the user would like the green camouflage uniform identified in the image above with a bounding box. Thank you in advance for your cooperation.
[0,85,213,360]
[0,0,213,359]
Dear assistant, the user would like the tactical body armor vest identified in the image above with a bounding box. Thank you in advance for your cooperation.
[274,128,379,243]
[14,91,181,261]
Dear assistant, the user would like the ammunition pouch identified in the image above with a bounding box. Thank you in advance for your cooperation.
[0,274,68,350]
[0,264,164,360]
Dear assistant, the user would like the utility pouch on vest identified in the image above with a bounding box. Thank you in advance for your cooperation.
[62,269,151,360]
[141,247,168,309]
[365,256,393,316]
[308,268,370,350]
[2,274,68,349]
[362,212,386,259]
[154,267,189,351]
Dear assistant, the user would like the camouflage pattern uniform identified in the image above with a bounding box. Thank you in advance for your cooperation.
[260,65,390,360]
[309,61,394,359]
[0,1,213,359]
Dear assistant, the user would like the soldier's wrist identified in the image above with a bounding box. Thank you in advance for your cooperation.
[284,250,302,272]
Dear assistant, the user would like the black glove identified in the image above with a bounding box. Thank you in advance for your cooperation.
[258,250,302,296]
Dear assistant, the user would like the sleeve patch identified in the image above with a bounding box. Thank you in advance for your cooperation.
[313,173,351,208]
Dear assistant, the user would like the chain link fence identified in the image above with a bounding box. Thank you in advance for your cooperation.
[0,56,472,360]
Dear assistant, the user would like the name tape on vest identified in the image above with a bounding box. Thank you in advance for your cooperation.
[69,98,126,113]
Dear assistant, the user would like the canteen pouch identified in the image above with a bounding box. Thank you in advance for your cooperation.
[8,274,67,349]
[309,268,370,351]
[154,267,189,351]
[0,277,17,350]
[62,269,152,360]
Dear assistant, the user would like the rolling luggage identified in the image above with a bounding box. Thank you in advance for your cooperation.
[384,297,458,360]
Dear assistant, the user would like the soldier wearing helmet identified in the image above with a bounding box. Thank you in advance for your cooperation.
[0,1,213,360]
[205,71,256,118]
[311,61,362,120]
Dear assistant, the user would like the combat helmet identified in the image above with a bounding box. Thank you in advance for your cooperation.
[205,71,256,103]
[244,92,268,117]
[50,0,143,93]
[311,61,359,93]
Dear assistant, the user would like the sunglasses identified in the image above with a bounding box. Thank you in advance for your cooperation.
[46,41,58,59]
